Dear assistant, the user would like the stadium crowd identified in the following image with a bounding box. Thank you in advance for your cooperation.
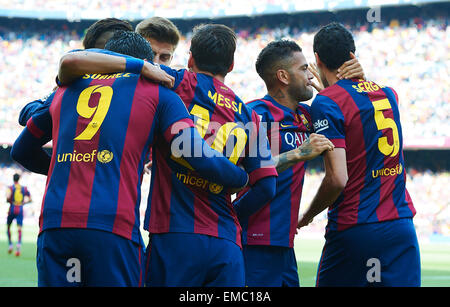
[0,14,448,144]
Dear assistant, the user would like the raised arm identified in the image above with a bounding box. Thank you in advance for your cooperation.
[57,50,174,87]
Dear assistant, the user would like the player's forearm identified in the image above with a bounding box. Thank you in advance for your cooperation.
[273,148,309,174]
[233,176,276,221]
[11,130,51,176]
[58,51,129,85]
[302,176,345,222]
[173,128,248,188]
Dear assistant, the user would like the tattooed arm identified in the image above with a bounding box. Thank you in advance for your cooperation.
[273,133,334,173]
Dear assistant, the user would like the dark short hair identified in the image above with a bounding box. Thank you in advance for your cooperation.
[104,31,154,61]
[135,17,181,47]
[190,24,236,76]
[82,18,133,49]
[313,22,355,70]
[13,173,20,182]
[256,40,302,88]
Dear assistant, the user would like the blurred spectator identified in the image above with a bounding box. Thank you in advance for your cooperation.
[0,14,448,143]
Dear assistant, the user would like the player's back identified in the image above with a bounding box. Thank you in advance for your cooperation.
[311,78,415,231]
[39,72,167,244]
[145,70,276,247]
[8,184,29,217]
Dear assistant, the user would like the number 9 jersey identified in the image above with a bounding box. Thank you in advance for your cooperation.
[310,78,416,232]
[25,71,195,246]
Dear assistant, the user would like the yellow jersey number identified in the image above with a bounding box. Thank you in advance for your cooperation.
[173,104,248,169]
[74,85,113,141]
[371,98,400,157]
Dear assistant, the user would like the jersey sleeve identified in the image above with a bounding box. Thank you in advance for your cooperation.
[156,86,195,144]
[159,65,188,90]
[241,110,278,186]
[25,103,53,144]
[19,91,55,126]
[310,94,346,148]
[11,104,52,175]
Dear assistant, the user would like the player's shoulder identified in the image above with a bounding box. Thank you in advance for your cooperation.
[245,98,272,117]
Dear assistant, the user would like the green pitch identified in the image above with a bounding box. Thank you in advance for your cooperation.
[0,224,449,287]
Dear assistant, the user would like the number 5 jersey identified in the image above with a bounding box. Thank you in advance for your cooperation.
[310,78,415,232]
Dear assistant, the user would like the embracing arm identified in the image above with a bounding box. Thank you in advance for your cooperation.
[233,176,277,221]
[170,126,248,189]
[10,128,51,176]
[57,50,174,87]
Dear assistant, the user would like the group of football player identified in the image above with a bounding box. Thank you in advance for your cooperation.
[10,16,420,287]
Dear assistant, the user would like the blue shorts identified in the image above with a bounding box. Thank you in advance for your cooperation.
[316,218,421,287]
[145,233,245,287]
[243,245,299,287]
[7,213,23,226]
[37,228,144,287]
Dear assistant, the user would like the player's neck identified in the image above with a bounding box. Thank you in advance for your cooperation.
[323,69,340,88]
[191,67,226,83]
[268,88,298,112]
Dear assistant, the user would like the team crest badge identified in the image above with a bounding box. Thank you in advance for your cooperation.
[209,183,224,194]
[97,150,113,163]
[300,114,311,131]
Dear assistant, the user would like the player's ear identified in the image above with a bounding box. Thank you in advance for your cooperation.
[227,61,234,73]
[187,51,194,70]
[276,69,289,86]
[314,52,323,69]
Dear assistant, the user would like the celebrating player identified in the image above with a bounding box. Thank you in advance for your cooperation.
[59,23,279,286]
[135,17,181,67]
[18,18,134,127]
[11,31,249,287]
[297,23,420,286]
[235,39,364,287]
[5,173,31,257]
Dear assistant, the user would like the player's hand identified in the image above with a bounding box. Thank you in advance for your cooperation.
[336,52,365,80]
[297,213,313,229]
[142,62,175,88]
[308,63,324,92]
[143,161,152,175]
[296,133,334,161]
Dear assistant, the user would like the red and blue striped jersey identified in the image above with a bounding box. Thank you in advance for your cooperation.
[7,184,30,216]
[236,95,312,247]
[144,68,278,248]
[27,71,194,245]
[310,79,415,231]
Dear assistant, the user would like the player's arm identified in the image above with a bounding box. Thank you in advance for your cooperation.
[309,52,365,92]
[57,49,174,87]
[23,189,32,204]
[18,91,55,126]
[297,148,348,228]
[159,88,248,189]
[232,114,278,220]
[10,108,52,176]
[273,133,334,173]
[6,187,12,203]
[171,127,249,188]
